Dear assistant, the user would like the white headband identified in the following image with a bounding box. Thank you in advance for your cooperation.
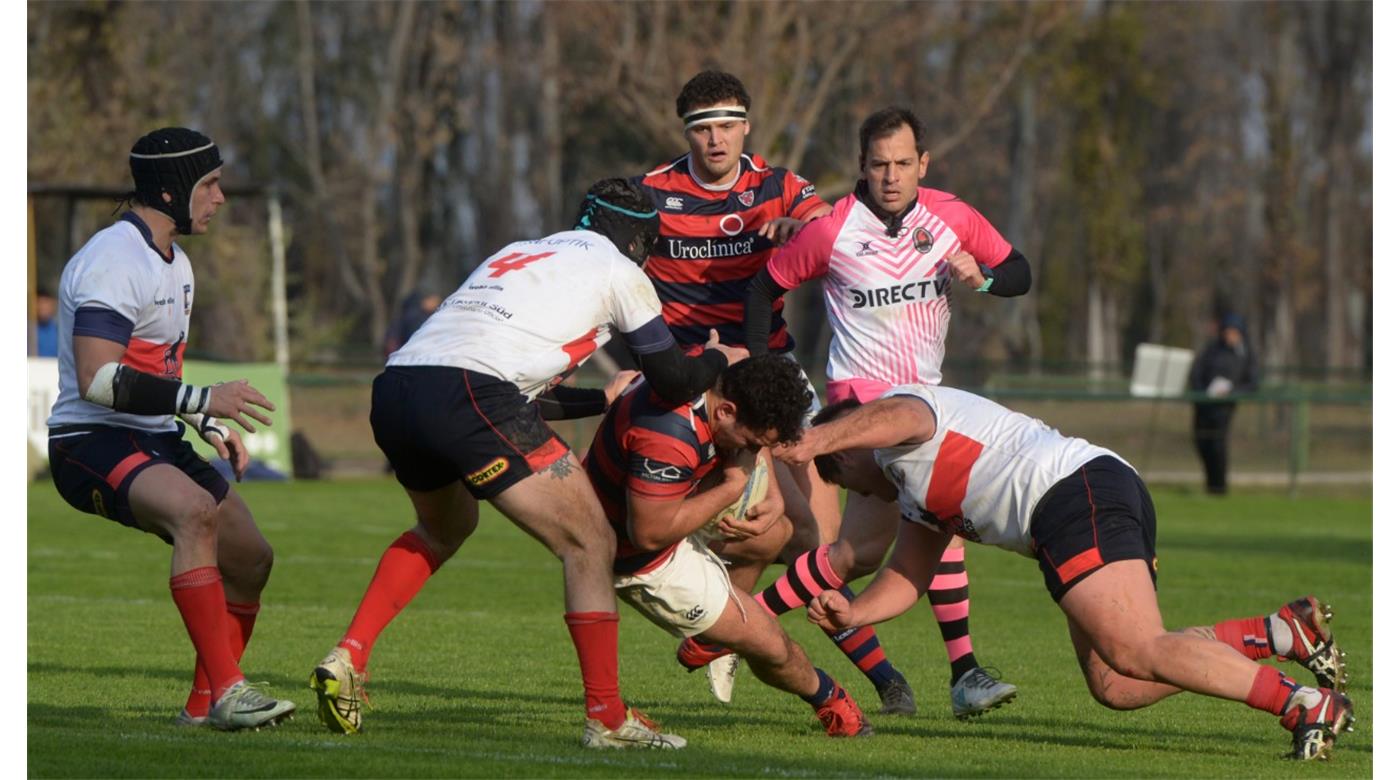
[683,106,749,130]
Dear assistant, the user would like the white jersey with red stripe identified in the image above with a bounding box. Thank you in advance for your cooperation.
[388,230,670,400]
[48,215,195,433]
[766,187,1012,397]
[874,384,1126,557]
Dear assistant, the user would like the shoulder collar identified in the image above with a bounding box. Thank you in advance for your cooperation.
[119,211,176,264]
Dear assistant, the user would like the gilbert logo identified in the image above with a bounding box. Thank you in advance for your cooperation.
[467,457,509,486]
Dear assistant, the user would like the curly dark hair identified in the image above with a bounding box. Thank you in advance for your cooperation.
[858,106,927,166]
[810,399,862,484]
[676,70,752,118]
[715,355,812,444]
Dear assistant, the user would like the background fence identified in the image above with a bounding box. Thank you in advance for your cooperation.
[285,359,1370,496]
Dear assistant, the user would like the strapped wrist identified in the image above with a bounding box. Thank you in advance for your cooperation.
[176,384,211,414]
[86,361,211,415]
[181,412,229,441]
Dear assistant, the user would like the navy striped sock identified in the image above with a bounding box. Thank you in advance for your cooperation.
[801,667,837,706]
[827,585,900,689]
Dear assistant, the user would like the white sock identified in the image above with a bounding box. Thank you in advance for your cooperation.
[1267,614,1293,656]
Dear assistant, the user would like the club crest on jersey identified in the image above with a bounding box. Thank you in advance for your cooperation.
[737,190,755,208]
[163,331,185,378]
[467,457,509,486]
[913,227,934,254]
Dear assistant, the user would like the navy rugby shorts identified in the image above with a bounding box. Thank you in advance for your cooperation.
[48,424,229,542]
[1030,455,1158,602]
[371,366,569,499]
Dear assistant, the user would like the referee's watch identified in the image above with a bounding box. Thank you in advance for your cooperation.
[975,273,994,293]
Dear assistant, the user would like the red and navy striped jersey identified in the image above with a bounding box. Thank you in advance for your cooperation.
[633,153,827,352]
[583,380,718,575]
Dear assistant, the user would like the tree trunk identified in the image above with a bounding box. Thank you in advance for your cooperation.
[1086,276,1106,381]
[1006,75,1042,370]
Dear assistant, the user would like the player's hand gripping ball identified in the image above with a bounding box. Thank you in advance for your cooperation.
[696,457,770,542]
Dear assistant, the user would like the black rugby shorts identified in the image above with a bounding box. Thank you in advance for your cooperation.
[1029,455,1158,602]
[371,366,569,499]
[48,424,230,542]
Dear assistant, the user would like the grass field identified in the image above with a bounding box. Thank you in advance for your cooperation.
[29,480,1372,777]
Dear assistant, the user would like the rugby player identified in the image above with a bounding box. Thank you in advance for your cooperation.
[793,386,1353,761]
[635,70,918,714]
[744,106,1032,718]
[584,355,871,737]
[309,178,746,749]
[46,128,295,730]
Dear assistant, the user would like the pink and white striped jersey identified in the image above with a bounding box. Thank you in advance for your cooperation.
[766,187,1012,402]
[873,384,1125,557]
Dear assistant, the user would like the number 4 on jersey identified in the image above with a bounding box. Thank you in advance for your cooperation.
[487,251,554,277]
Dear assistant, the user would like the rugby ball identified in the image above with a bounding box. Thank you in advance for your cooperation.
[697,457,770,542]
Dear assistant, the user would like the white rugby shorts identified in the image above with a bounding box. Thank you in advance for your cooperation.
[614,534,733,638]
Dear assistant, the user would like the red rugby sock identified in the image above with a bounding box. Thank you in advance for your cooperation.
[184,601,261,718]
[1245,667,1300,716]
[564,611,626,730]
[1214,615,1274,660]
[170,567,243,701]
[339,532,441,672]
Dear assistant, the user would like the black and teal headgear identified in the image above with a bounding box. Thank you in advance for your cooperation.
[575,178,660,266]
[129,127,223,235]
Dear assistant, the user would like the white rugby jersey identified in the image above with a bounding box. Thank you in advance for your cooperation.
[874,384,1126,557]
[48,213,195,433]
[389,230,675,399]
[767,187,1012,395]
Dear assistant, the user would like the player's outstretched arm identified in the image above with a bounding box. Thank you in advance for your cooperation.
[77,335,275,432]
[775,396,935,466]
[811,518,950,631]
[631,333,740,406]
[537,370,640,421]
[205,381,276,432]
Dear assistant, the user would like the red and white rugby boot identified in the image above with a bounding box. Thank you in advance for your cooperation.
[1280,687,1355,761]
[1275,596,1348,691]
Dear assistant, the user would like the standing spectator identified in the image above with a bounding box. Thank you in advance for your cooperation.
[34,286,59,357]
[1189,313,1258,495]
[383,292,443,357]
